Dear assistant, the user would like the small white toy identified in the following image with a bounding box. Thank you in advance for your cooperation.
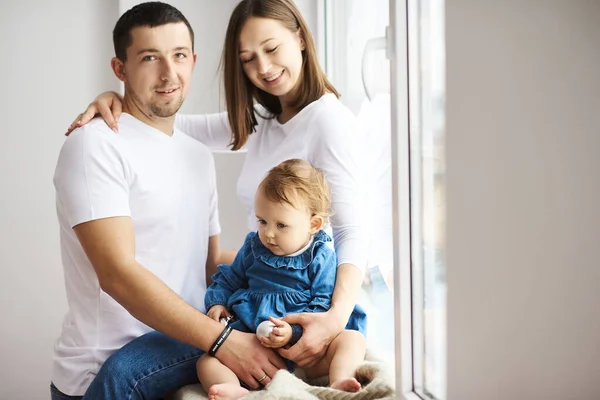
[256,320,276,338]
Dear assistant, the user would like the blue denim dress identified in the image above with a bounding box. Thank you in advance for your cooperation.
[205,230,367,369]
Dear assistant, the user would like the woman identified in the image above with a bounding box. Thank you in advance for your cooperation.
[70,0,366,375]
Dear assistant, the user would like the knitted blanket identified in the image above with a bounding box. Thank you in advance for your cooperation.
[170,360,395,400]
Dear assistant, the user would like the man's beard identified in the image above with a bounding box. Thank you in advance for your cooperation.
[128,85,185,118]
[148,93,185,117]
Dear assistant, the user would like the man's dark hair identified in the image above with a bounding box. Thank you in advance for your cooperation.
[113,1,194,61]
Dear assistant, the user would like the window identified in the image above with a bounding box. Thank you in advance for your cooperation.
[321,0,446,398]
[407,0,446,398]
[321,0,395,368]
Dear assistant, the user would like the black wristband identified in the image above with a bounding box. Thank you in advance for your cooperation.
[289,324,304,346]
[208,324,233,357]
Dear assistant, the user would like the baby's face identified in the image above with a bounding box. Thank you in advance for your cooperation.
[254,189,315,256]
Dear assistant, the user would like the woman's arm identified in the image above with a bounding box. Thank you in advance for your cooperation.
[65,92,237,151]
[279,104,368,368]
[66,91,123,135]
[175,112,234,151]
[309,103,367,303]
[279,265,362,367]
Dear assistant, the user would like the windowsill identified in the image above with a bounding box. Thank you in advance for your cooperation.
[403,392,427,400]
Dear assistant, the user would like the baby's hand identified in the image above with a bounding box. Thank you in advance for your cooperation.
[258,316,292,349]
[207,305,230,323]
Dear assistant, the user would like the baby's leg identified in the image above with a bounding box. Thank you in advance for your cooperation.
[196,354,249,400]
[305,330,367,392]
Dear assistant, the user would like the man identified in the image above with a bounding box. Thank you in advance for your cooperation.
[51,3,284,399]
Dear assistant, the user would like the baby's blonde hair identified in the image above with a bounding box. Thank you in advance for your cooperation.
[259,159,331,223]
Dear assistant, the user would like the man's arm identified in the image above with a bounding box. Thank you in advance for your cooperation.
[75,216,223,349]
[75,216,284,387]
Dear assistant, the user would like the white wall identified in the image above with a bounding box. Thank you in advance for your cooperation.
[445,1,600,399]
[0,2,119,399]
[0,1,244,398]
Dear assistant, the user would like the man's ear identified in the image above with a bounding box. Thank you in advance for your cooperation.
[309,215,324,234]
[110,57,127,82]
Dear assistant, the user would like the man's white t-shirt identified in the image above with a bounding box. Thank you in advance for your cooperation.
[52,114,220,396]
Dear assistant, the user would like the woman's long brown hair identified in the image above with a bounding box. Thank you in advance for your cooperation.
[221,0,339,150]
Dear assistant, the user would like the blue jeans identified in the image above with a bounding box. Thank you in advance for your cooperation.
[50,331,204,400]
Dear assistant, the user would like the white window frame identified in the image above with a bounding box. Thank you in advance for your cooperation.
[315,1,440,399]
[388,1,420,399]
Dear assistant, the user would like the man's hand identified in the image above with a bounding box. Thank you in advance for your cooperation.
[217,330,286,389]
[278,310,346,368]
[258,316,292,349]
[206,305,230,322]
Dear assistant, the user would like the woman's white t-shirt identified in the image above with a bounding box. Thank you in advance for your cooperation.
[176,94,366,270]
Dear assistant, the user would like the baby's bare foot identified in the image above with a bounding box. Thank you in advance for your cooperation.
[208,383,249,400]
[330,377,361,392]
